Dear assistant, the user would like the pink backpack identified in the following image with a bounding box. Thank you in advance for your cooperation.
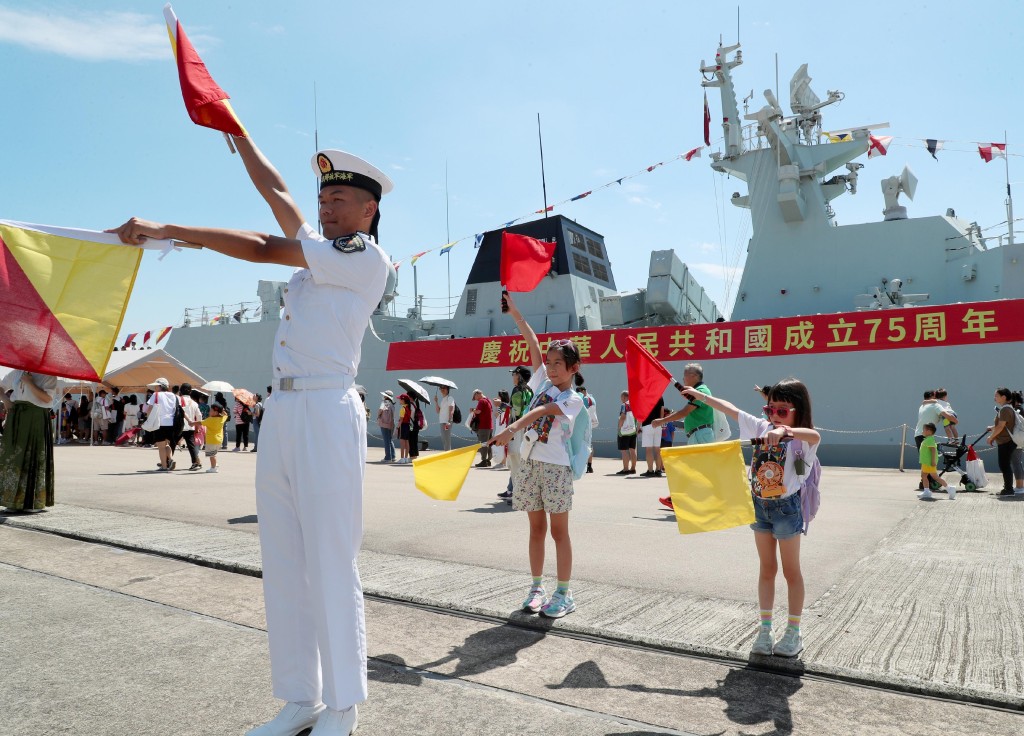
[793,439,821,534]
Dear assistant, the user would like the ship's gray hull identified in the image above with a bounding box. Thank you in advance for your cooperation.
[166,321,1017,472]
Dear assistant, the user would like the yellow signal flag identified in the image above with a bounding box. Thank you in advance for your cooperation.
[662,440,754,534]
[413,444,482,501]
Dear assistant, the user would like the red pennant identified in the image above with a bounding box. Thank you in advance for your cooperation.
[966,445,978,462]
[174,21,247,137]
[625,336,673,425]
[500,232,556,292]
[703,92,711,146]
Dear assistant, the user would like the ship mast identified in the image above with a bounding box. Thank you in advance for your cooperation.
[700,44,743,158]
[1005,131,1014,246]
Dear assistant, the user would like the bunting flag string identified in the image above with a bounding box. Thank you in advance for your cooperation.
[118,325,174,348]
[823,133,1016,161]
[391,142,710,265]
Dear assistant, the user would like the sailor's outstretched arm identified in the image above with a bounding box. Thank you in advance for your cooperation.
[231,135,305,238]
[107,218,306,269]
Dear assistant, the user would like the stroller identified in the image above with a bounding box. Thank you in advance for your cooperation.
[932,431,989,492]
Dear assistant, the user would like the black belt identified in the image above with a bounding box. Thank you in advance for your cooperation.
[686,424,713,438]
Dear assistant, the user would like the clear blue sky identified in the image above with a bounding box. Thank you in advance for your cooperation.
[1,1,1021,345]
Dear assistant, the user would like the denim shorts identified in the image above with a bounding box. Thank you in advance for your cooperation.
[750,492,803,540]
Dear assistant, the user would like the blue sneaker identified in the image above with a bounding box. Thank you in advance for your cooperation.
[540,589,576,618]
[522,586,546,613]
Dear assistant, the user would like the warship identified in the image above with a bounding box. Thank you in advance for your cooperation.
[166,42,1024,467]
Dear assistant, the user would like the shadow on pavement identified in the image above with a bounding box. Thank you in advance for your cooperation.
[228,514,258,524]
[460,501,514,514]
[369,622,548,686]
[550,660,802,736]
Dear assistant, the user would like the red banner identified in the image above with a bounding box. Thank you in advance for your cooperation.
[387,299,1024,371]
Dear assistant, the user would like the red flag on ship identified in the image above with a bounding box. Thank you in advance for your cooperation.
[704,91,711,146]
[978,143,1007,162]
[156,326,173,344]
[868,135,892,158]
[123,333,138,349]
[164,5,248,138]
[500,232,555,292]
[142,330,152,346]
[625,336,673,426]
[684,146,703,162]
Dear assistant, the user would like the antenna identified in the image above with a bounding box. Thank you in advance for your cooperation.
[737,6,740,44]
[314,81,321,235]
[445,159,452,318]
[537,113,549,218]
[1006,130,1015,246]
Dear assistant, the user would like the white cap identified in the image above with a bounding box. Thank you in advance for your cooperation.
[312,150,393,199]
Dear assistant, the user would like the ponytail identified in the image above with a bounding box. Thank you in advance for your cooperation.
[573,371,585,388]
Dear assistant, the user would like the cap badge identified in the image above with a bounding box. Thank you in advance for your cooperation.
[332,234,366,254]
[316,153,333,175]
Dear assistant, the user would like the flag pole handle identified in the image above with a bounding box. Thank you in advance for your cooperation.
[223,133,237,155]
[673,381,685,392]
[170,240,204,250]
[749,437,794,446]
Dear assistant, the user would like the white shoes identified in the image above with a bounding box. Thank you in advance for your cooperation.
[246,702,325,736]
[918,489,934,500]
[310,705,358,735]
[773,628,804,658]
[750,627,774,656]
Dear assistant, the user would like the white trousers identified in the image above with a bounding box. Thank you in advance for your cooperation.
[255,385,367,710]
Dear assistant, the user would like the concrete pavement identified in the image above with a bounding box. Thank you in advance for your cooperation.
[2,526,1021,735]
[1,443,1022,733]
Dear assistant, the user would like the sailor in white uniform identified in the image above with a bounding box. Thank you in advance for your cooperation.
[110,142,394,736]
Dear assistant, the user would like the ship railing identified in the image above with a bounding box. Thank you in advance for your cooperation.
[179,300,269,327]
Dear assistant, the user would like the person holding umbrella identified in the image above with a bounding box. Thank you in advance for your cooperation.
[427,380,457,452]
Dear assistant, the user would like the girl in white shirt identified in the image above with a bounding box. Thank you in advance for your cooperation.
[490,293,585,619]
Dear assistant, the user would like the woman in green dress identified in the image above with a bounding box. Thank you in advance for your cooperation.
[0,370,57,512]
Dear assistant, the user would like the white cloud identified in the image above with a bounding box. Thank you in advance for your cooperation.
[697,241,717,253]
[390,164,405,171]
[627,195,662,209]
[0,6,216,62]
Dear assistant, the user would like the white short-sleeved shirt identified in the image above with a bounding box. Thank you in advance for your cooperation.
[148,391,179,427]
[524,365,584,466]
[915,402,944,436]
[437,394,455,424]
[737,410,819,500]
[7,371,56,408]
[271,223,390,380]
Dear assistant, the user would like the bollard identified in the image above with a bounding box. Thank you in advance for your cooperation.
[898,423,907,472]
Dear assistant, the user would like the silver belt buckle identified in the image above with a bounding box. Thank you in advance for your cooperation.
[279,377,295,391]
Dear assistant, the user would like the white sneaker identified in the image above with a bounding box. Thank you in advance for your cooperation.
[1015,489,1024,496]
[918,489,934,500]
[246,702,326,736]
[206,467,219,473]
[773,628,804,658]
[309,705,358,735]
[750,627,774,656]
[947,486,956,500]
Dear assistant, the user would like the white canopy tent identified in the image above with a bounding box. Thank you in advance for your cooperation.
[1,350,205,444]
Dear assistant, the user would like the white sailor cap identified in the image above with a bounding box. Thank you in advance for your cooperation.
[312,150,393,201]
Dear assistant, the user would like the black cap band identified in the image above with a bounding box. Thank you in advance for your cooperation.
[319,170,383,200]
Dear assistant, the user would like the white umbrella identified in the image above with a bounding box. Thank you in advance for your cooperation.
[419,376,458,390]
[397,378,429,403]
[202,380,235,393]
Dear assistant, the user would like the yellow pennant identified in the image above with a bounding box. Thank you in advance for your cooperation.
[662,440,754,534]
[413,444,482,501]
